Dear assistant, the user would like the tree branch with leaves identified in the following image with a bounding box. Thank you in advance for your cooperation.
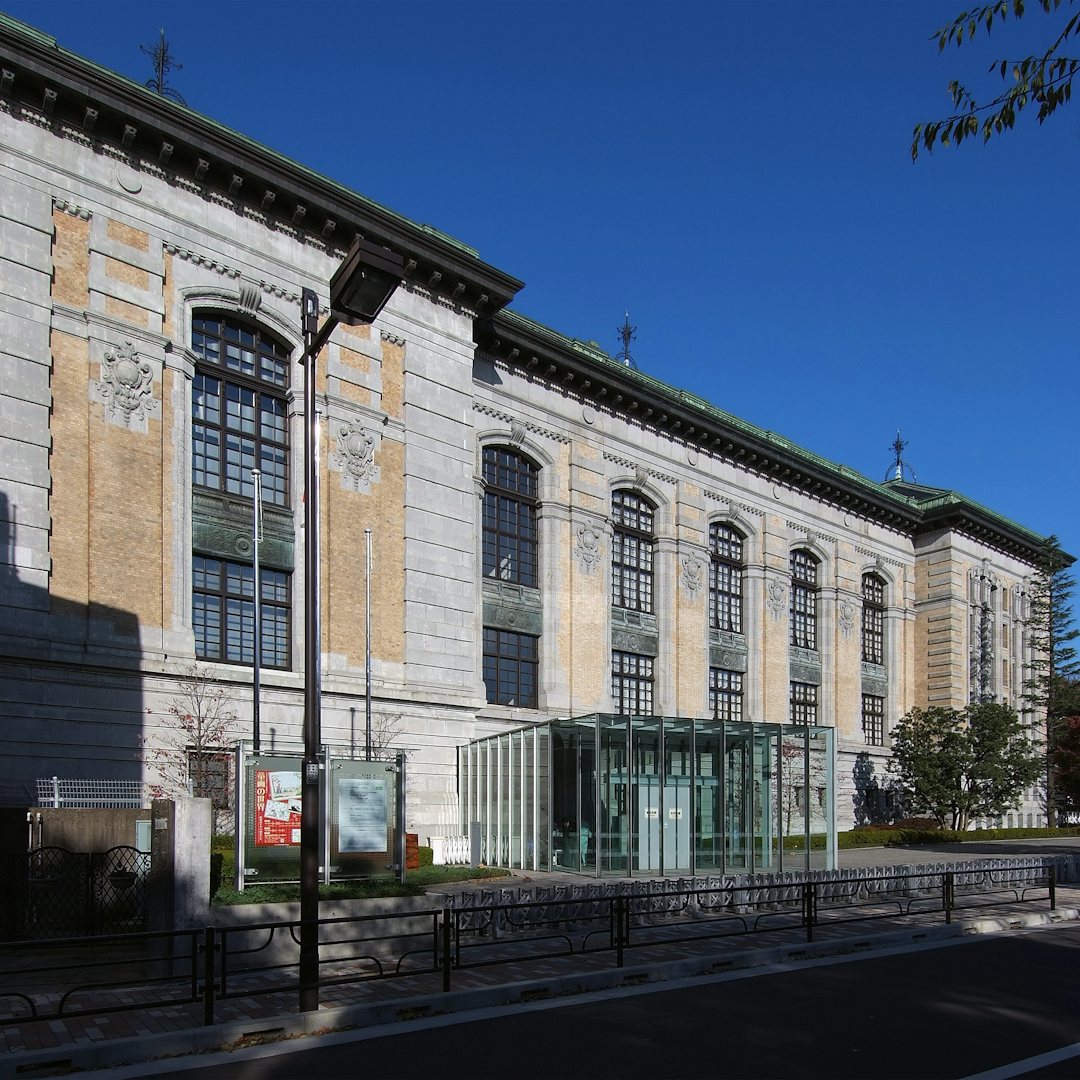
[912,0,1080,159]
[144,665,238,830]
[1023,535,1080,825]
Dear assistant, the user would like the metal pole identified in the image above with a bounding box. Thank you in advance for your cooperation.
[365,527,373,761]
[251,468,262,755]
[299,287,324,1012]
[396,751,407,885]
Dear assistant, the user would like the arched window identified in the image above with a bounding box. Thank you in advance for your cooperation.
[191,314,291,506]
[482,447,538,587]
[190,313,292,668]
[790,550,818,650]
[612,490,654,613]
[709,522,744,634]
[862,573,886,665]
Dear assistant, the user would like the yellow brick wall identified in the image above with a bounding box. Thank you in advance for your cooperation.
[104,295,150,329]
[106,219,150,251]
[322,337,406,667]
[50,212,166,636]
[52,210,89,308]
[104,255,150,291]
[48,329,91,617]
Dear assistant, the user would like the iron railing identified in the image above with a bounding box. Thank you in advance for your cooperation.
[0,862,1061,1033]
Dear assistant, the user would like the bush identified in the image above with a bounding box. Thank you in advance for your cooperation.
[418,845,434,867]
[839,825,1080,849]
[209,851,224,898]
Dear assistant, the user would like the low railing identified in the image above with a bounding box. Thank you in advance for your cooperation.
[430,835,471,866]
[0,862,1061,1035]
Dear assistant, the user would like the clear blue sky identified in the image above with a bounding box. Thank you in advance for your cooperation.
[7,0,1078,566]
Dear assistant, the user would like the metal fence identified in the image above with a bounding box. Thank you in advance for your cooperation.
[35,777,150,809]
[0,861,1063,1034]
[1,846,150,941]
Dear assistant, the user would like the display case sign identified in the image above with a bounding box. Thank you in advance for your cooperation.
[254,769,302,846]
[338,777,388,853]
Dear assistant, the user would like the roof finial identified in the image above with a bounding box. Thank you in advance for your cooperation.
[141,28,185,104]
[886,430,916,483]
[614,312,637,369]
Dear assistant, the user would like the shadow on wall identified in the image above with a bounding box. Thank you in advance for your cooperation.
[0,489,145,813]
[852,751,902,827]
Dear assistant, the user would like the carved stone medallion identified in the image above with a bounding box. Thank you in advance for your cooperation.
[332,421,377,491]
[767,577,787,620]
[681,555,704,598]
[574,524,602,573]
[99,341,155,426]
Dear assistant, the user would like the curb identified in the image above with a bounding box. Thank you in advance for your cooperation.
[5,913,1074,1076]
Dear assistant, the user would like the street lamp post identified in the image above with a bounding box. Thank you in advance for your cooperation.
[297,238,404,1012]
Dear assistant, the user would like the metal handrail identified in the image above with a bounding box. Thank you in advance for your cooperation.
[0,862,1062,1032]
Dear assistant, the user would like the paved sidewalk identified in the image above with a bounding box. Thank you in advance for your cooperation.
[3,846,1078,1075]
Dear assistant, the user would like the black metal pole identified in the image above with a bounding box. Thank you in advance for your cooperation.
[252,468,261,755]
[299,287,323,1012]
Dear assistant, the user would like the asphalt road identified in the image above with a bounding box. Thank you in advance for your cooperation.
[125,924,1080,1080]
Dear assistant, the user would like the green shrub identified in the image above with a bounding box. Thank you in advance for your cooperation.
[209,851,224,898]
[839,825,1080,849]
[418,845,434,867]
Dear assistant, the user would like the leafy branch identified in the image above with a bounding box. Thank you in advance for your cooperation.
[912,0,1080,159]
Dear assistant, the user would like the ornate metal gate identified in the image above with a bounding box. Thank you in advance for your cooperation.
[2,846,150,941]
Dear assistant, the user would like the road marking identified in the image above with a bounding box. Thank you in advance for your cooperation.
[961,1042,1080,1080]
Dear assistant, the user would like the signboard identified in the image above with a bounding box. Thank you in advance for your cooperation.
[254,769,302,846]
[337,776,388,853]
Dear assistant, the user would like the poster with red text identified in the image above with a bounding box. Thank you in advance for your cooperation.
[254,769,302,846]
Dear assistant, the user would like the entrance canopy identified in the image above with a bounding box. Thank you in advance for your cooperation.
[461,715,835,877]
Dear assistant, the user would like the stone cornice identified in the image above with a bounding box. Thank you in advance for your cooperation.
[0,16,523,314]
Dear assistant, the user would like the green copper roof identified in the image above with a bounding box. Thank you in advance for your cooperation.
[0,13,483,262]
[498,309,1054,555]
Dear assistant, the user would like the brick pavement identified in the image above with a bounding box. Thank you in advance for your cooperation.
[2,851,1079,1073]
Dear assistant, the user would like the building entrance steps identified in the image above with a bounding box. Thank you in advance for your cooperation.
[4,845,1080,1074]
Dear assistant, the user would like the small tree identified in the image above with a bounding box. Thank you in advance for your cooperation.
[145,665,237,831]
[890,703,1041,830]
[1023,535,1080,825]
[1051,715,1080,817]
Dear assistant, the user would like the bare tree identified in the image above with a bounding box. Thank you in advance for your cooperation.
[144,665,237,831]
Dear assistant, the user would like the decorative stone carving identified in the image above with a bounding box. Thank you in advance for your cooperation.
[99,341,155,426]
[509,420,526,447]
[838,599,855,638]
[332,420,377,491]
[767,577,787,620]
[681,555,704,598]
[238,279,262,315]
[574,524,603,573]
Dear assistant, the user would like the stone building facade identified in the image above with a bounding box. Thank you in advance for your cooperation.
[0,15,1049,841]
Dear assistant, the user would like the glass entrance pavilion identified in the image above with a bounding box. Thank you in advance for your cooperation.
[460,715,835,877]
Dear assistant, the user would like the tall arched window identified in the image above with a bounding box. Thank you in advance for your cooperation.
[862,573,886,665]
[482,447,538,587]
[191,315,291,506]
[709,522,744,633]
[790,550,818,650]
[190,313,292,668]
[612,490,654,613]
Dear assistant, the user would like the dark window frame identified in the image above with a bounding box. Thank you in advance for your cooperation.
[709,522,744,634]
[192,555,290,669]
[482,447,539,588]
[790,550,819,651]
[862,694,885,745]
[612,650,654,716]
[483,627,539,708]
[708,667,744,722]
[862,573,886,665]
[191,314,292,507]
[790,681,818,726]
[612,490,655,613]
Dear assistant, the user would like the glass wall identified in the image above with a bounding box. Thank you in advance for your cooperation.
[462,715,835,877]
